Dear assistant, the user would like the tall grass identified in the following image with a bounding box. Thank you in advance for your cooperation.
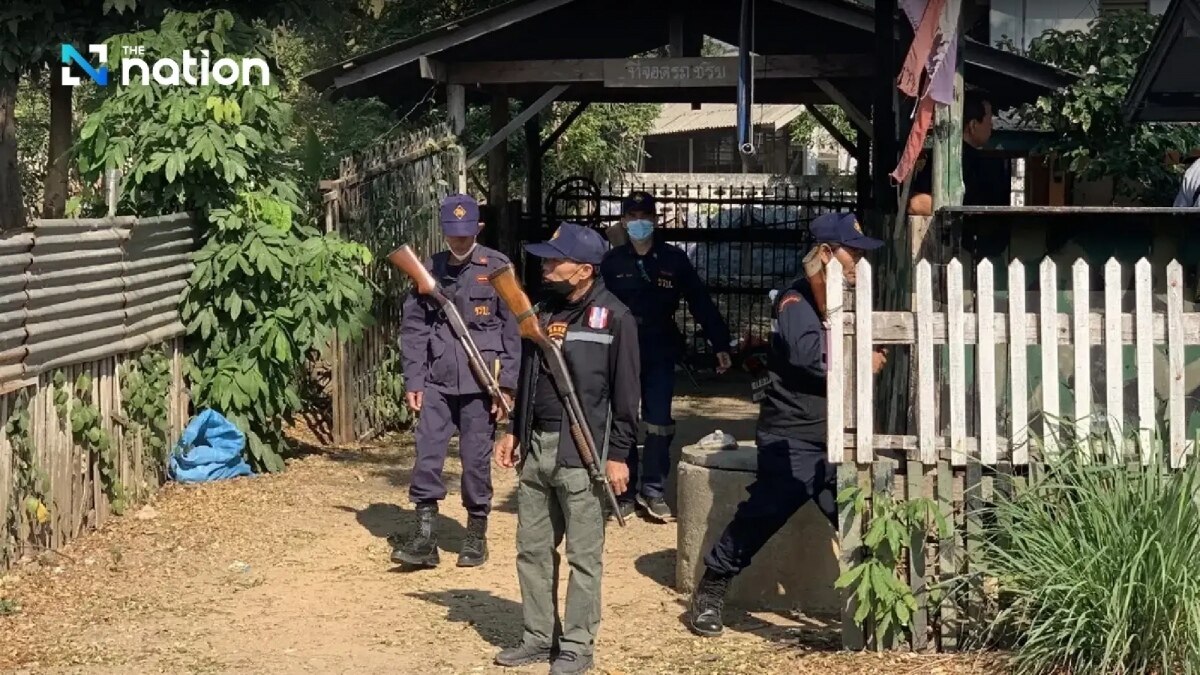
[980,442,1200,675]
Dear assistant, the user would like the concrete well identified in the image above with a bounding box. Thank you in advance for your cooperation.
[675,442,841,615]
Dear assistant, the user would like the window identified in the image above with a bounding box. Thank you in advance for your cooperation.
[1099,0,1149,13]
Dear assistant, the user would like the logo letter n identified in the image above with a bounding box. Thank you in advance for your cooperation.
[61,45,109,86]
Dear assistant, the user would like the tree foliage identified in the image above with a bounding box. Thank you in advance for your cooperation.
[73,9,373,472]
[1007,11,1200,204]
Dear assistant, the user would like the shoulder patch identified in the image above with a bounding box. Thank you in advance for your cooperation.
[587,306,611,330]
[548,321,569,344]
[779,294,802,309]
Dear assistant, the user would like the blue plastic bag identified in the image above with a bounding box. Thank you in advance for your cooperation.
[169,408,254,483]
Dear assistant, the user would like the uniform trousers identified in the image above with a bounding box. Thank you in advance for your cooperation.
[622,351,676,502]
[704,431,837,577]
[409,390,495,517]
[516,429,606,657]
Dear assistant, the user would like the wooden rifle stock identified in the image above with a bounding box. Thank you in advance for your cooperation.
[802,247,829,318]
[487,264,627,527]
[385,245,513,420]
[388,245,438,296]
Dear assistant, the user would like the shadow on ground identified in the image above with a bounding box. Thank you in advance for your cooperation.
[334,502,467,553]
[634,549,676,590]
[408,589,524,648]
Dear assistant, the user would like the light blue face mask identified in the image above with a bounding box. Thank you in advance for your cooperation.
[625,219,654,241]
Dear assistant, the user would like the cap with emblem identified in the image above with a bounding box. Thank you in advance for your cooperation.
[524,222,608,265]
[440,193,481,236]
[621,191,657,215]
[808,212,883,250]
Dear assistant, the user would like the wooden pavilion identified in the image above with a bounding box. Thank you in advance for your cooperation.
[303,0,1074,239]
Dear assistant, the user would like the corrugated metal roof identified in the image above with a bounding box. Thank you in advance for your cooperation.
[649,103,805,136]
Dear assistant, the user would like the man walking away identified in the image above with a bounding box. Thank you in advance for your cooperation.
[686,212,888,637]
[493,222,639,674]
[395,193,519,568]
[600,191,732,523]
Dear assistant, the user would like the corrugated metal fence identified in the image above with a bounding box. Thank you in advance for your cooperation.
[0,214,194,567]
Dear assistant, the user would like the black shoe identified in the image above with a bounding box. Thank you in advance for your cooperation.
[494,643,553,667]
[391,503,440,567]
[688,568,733,637]
[550,651,593,674]
[457,515,488,567]
[636,493,672,522]
[607,500,636,522]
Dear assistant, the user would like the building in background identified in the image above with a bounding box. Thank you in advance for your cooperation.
[991,0,1170,50]
[638,103,855,177]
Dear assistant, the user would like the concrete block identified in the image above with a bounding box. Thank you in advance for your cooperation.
[675,442,841,616]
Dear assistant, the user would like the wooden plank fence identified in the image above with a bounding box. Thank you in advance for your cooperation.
[0,214,194,568]
[827,256,1200,651]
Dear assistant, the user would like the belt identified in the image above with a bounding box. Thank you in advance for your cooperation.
[533,418,561,433]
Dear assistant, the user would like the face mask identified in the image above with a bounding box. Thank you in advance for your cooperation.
[449,242,476,263]
[625,219,654,241]
[544,279,576,298]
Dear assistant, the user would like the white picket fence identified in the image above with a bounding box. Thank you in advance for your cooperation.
[824,256,1200,651]
[827,257,1199,468]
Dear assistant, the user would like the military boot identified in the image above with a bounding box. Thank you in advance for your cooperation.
[687,568,734,637]
[391,502,440,567]
[457,515,489,567]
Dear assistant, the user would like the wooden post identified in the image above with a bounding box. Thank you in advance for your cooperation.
[447,83,467,193]
[488,94,512,256]
[525,106,544,244]
[855,129,871,217]
[932,10,966,211]
[872,0,898,220]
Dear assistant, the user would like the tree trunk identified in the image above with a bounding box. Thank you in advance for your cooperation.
[42,74,71,219]
[0,69,26,231]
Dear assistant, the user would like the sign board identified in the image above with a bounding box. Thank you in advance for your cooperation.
[603,57,744,88]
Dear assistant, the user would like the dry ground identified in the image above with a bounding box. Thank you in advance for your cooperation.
[0,377,1003,674]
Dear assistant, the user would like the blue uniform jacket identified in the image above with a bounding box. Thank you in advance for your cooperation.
[600,240,731,357]
[757,277,827,442]
[399,246,520,396]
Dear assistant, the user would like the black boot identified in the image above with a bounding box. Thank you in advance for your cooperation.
[688,568,733,637]
[391,502,440,567]
[457,515,489,567]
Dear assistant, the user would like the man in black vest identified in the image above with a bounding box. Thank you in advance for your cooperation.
[685,212,887,638]
[493,222,639,674]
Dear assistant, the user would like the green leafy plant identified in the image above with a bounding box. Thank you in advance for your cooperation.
[74,10,373,472]
[52,370,125,515]
[120,347,172,467]
[3,390,48,564]
[1003,11,1200,204]
[976,439,1200,674]
[836,485,950,648]
[369,344,408,433]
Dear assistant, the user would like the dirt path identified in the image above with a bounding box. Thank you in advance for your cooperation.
[0,378,998,674]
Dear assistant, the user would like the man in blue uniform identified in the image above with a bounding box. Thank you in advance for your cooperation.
[396,193,520,569]
[686,211,887,637]
[600,191,733,523]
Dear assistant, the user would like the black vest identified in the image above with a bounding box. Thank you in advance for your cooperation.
[756,278,828,442]
[514,282,629,467]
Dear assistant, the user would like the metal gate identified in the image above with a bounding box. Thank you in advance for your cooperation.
[321,123,464,443]
[535,177,857,369]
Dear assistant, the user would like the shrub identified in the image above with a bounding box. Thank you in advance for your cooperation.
[979,442,1200,674]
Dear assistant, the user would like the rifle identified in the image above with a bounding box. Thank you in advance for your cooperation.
[802,245,829,318]
[487,264,627,527]
[387,245,514,421]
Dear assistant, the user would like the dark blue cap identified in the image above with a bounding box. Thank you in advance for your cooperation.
[524,222,608,265]
[621,191,656,215]
[440,193,480,236]
[809,212,883,250]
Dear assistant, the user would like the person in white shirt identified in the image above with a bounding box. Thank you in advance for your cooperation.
[1175,157,1200,207]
